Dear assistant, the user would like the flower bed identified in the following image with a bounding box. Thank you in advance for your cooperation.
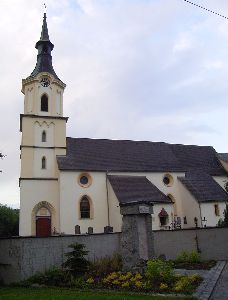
[16,244,203,295]
[18,260,202,295]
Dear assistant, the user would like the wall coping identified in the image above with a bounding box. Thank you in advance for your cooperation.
[0,232,121,240]
[153,226,227,232]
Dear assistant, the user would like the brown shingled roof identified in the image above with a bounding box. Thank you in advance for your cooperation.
[108,175,171,205]
[56,137,225,175]
[178,171,228,202]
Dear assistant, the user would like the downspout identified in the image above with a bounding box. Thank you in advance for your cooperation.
[106,170,110,226]
[198,202,203,227]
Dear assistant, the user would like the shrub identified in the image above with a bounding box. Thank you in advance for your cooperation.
[159,282,169,291]
[25,267,67,286]
[102,271,143,290]
[145,259,175,287]
[189,274,202,284]
[173,274,202,294]
[66,275,91,288]
[86,277,94,284]
[176,251,201,263]
[87,253,122,278]
[63,243,90,277]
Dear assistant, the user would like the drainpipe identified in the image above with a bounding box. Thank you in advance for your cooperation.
[106,170,110,226]
[198,203,203,227]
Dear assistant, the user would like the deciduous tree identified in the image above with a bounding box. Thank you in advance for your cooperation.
[0,204,19,237]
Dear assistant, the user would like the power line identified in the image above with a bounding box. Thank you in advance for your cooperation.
[183,0,228,20]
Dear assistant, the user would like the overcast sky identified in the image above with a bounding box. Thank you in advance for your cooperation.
[0,0,228,208]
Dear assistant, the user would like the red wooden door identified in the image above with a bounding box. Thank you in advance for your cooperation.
[36,217,51,237]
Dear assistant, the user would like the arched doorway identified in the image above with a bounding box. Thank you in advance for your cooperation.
[32,201,55,237]
[36,207,51,237]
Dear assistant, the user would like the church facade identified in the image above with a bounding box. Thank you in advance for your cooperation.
[19,14,228,237]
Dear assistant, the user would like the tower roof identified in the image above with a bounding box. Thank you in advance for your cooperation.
[26,13,61,81]
[39,12,50,41]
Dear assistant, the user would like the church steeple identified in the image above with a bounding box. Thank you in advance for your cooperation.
[27,13,60,80]
[39,12,50,42]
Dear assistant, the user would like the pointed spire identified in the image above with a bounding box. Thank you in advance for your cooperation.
[40,13,50,41]
[35,13,53,51]
[27,13,60,81]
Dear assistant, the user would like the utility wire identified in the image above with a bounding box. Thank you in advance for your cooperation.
[183,0,228,20]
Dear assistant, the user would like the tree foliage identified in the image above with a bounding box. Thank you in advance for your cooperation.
[217,174,228,228]
[0,152,4,173]
[0,204,19,237]
[217,203,228,228]
[63,243,90,276]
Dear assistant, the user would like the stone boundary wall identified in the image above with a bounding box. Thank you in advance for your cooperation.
[0,233,121,284]
[153,227,228,260]
[1,228,228,284]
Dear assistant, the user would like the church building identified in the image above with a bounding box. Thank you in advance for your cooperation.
[19,14,228,237]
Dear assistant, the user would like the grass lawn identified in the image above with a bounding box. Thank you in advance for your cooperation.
[0,288,197,300]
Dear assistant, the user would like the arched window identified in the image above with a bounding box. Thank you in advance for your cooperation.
[80,196,90,219]
[167,194,177,216]
[42,130,46,142]
[41,95,48,112]
[41,156,46,169]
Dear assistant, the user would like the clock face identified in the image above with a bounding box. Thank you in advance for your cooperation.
[40,77,50,87]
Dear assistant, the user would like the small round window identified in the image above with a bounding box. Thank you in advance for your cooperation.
[78,173,92,187]
[80,176,88,185]
[163,174,173,187]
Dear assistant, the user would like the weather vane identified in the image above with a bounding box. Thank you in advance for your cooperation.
[43,3,47,14]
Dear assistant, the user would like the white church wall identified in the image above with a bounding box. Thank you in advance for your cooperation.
[200,202,226,227]
[21,117,35,146]
[34,121,54,147]
[33,148,57,177]
[24,86,34,114]
[21,118,66,147]
[56,90,62,115]
[19,180,59,236]
[213,176,228,191]
[107,181,122,232]
[20,148,34,178]
[176,182,201,228]
[59,171,109,234]
[20,147,65,179]
[221,161,228,172]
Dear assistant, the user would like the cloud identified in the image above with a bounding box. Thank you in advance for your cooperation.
[173,35,194,53]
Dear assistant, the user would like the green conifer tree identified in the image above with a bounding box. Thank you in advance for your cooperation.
[63,243,90,276]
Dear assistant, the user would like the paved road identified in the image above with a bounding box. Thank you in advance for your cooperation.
[210,262,228,300]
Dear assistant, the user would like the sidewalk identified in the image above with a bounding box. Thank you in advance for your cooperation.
[209,261,228,300]
[193,261,226,300]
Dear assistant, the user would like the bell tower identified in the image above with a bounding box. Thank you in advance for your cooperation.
[19,14,67,236]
